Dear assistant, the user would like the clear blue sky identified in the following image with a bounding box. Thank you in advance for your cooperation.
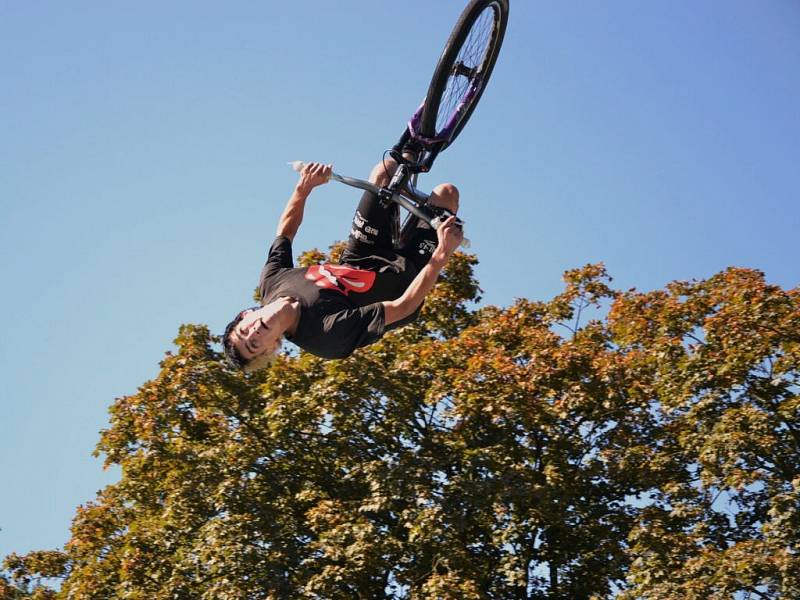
[1,1,798,561]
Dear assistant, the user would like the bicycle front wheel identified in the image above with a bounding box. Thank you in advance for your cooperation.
[419,0,509,149]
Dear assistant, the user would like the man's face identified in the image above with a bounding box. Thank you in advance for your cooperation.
[230,302,288,361]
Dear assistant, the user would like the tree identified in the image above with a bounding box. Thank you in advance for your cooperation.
[3,251,798,599]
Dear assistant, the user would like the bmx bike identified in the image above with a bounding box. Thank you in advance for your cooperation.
[292,0,509,250]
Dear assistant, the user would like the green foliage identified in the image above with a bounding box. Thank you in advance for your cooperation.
[3,258,798,599]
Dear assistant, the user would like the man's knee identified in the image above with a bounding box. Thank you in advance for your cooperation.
[429,183,459,213]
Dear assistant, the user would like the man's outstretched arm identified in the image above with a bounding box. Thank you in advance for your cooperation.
[276,162,331,242]
[382,216,463,326]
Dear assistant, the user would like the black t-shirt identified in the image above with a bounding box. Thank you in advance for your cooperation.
[258,236,420,359]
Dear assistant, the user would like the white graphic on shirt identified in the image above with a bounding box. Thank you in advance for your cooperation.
[318,265,339,288]
[319,265,367,289]
[306,264,377,296]
[419,239,437,255]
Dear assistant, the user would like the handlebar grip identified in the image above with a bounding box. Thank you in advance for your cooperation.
[431,216,470,249]
[288,160,335,182]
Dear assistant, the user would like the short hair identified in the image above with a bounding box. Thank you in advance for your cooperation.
[222,307,279,372]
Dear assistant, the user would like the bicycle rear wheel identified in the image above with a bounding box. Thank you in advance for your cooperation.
[419,0,509,149]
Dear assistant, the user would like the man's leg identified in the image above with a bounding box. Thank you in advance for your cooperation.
[399,182,460,271]
[341,159,402,260]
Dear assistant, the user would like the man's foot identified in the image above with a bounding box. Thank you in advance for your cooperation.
[401,139,423,163]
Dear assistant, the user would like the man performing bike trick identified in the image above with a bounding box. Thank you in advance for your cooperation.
[221,0,508,370]
[222,159,463,371]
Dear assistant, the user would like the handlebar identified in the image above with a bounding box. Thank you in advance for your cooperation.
[288,161,470,249]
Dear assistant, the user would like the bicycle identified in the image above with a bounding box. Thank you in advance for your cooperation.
[292,0,509,250]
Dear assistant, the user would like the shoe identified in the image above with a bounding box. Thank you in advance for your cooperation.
[401,139,423,163]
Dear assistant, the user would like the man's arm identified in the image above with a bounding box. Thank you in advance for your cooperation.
[276,162,331,242]
[382,216,463,326]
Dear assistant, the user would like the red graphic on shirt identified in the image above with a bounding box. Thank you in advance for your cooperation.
[305,264,376,296]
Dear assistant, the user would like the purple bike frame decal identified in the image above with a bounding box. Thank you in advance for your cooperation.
[407,103,432,143]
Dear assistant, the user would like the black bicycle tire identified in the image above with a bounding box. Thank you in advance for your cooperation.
[419,0,509,148]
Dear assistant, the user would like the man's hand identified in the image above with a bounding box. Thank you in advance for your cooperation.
[296,162,332,196]
[430,216,464,267]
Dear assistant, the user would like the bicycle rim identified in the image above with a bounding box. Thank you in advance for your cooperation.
[420,0,508,146]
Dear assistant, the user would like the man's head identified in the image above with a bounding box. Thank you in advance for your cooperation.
[222,298,297,372]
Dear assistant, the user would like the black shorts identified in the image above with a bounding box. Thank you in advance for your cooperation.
[340,191,438,273]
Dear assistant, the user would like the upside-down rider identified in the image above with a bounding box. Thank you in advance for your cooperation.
[222,159,463,371]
